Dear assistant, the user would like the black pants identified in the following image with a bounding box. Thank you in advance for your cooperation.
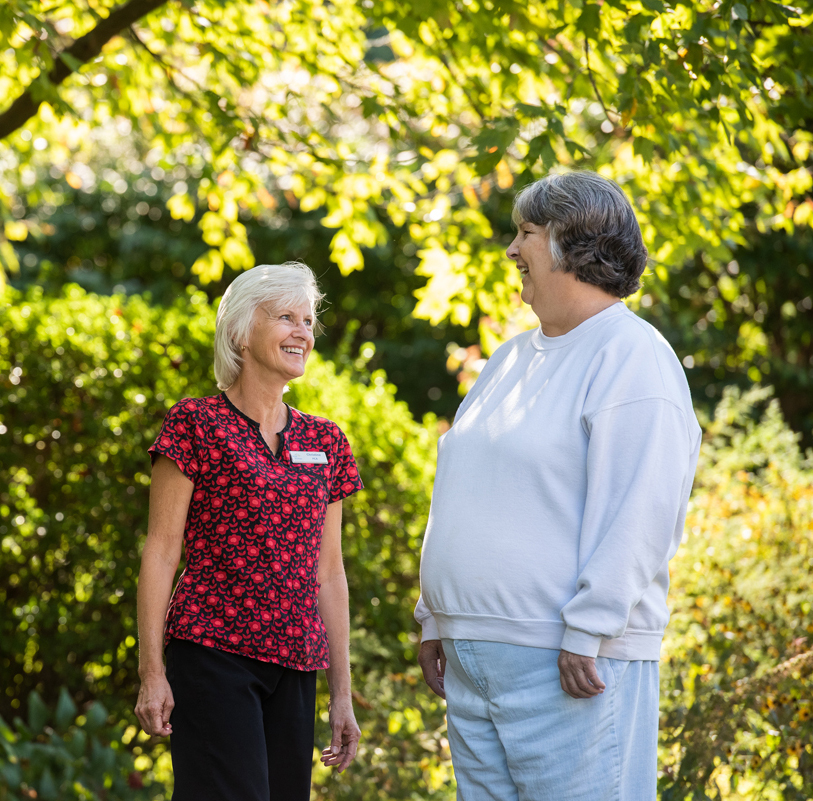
[166,638,317,801]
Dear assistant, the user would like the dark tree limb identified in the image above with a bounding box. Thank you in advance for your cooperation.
[583,38,618,124]
[0,0,169,141]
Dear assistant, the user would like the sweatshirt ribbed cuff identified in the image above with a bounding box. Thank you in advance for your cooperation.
[561,627,603,658]
[419,615,441,642]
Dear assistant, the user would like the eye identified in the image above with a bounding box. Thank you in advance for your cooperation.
[279,314,292,321]
[304,318,313,327]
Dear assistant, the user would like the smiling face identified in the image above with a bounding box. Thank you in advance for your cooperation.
[242,300,315,383]
[506,220,563,316]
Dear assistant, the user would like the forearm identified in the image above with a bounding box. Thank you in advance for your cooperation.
[137,544,180,678]
[318,572,352,699]
[562,401,695,653]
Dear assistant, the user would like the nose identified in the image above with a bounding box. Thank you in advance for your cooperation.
[506,235,520,261]
[294,321,314,340]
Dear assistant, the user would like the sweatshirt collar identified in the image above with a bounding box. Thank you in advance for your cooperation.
[531,302,627,351]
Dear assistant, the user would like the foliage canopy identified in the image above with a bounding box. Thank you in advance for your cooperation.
[2,0,812,343]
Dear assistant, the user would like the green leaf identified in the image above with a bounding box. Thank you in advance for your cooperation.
[471,118,520,154]
[66,728,87,758]
[83,701,108,732]
[468,118,520,175]
[515,102,549,119]
[28,691,48,733]
[633,136,656,162]
[686,43,703,69]
[732,3,748,20]
[220,237,255,270]
[360,95,384,118]
[548,115,565,138]
[28,74,60,105]
[0,240,20,276]
[58,51,84,73]
[564,138,590,158]
[90,737,117,774]
[578,3,602,38]
[54,688,77,730]
[330,230,365,274]
[167,193,196,222]
[469,151,502,176]
[773,3,801,18]
[0,758,22,787]
[526,133,557,167]
[38,766,58,801]
[192,249,225,282]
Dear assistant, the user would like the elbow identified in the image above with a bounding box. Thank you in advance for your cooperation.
[141,539,182,572]
[318,564,348,589]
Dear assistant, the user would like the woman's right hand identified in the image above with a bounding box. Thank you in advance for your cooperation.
[418,639,447,699]
[135,673,174,737]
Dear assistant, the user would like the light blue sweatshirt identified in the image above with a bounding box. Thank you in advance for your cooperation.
[415,303,701,660]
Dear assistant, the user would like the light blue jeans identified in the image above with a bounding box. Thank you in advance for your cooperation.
[442,639,659,801]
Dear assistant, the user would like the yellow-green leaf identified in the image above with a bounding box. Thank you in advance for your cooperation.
[330,230,364,275]
[167,194,196,222]
[191,249,225,283]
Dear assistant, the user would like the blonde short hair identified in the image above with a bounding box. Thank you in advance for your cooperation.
[214,262,324,390]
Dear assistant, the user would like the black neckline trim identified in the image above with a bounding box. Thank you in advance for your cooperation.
[221,392,292,437]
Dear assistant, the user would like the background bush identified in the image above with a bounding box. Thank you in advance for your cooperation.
[0,689,160,801]
[1,287,811,799]
[659,387,813,800]
[0,285,450,800]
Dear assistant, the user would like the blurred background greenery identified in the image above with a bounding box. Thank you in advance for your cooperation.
[1,0,812,799]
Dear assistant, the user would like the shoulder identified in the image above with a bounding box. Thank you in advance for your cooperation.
[164,395,219,422]
[595,307,682,373]
[289,407,349,443]
[159,396,225,441]
[490,328,537,361]
[168,394,219,412]
[584,307,696,416]
[474,328,536,380]
[459,328,536,405]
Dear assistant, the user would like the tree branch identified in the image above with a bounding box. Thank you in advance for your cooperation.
[0,0,169,141]
[583,39,618,125]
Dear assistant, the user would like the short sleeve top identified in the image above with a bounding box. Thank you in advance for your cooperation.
[147,393,364,670]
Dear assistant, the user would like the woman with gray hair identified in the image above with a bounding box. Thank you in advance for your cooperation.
[416,171,701,800]
[135,262,364,800]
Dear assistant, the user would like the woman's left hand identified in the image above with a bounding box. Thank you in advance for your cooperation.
[320,695,361,773]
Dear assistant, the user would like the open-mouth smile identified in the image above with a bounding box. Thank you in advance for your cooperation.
[281,347,304,355]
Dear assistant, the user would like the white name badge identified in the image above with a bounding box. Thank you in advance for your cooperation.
[290,450,328,464]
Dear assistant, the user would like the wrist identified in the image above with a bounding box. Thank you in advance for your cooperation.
[560,627,602,659]
[329,687,353,704]
[138,664,166,680]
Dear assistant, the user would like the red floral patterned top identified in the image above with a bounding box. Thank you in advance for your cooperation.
[148,393,363,670]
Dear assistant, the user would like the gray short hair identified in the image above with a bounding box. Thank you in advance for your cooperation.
[214,262,324,390]
[512,171,647,298]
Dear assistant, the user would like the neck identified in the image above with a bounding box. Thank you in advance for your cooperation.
[225,368,288,430]
[534,286,619,337]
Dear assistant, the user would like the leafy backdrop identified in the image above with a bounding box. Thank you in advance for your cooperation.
[1,287,811,800]
[2,0,812,797]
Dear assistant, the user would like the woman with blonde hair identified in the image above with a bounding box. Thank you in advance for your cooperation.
[135,262,363,800]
